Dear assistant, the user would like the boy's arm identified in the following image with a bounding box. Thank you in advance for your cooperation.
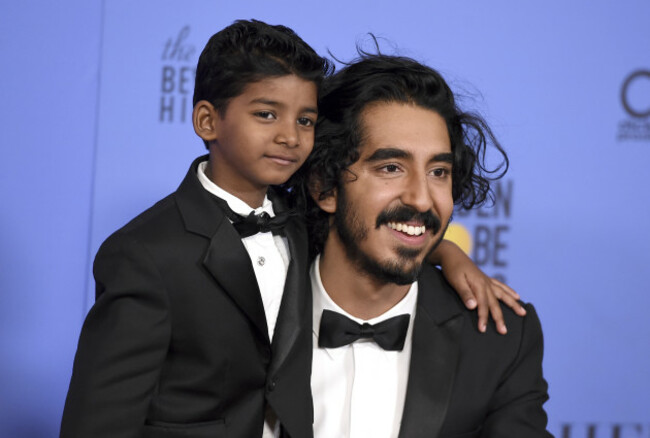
[60,234,170,438]
[429,239,526,334]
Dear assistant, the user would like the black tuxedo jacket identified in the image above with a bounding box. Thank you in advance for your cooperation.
[61,156,313,438]
[397,265,552,438]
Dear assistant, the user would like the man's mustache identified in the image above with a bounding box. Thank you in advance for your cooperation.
[375,206,441,234]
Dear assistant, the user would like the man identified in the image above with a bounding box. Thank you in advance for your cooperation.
[290,54,552,437]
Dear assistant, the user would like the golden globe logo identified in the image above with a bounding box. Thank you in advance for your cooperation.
[617,69,650,141]
[621,70,650,118]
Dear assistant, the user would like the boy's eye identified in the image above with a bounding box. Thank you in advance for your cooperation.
[297,117,315,127]
[255,111,275,120]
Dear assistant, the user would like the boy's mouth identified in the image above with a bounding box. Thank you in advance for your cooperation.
[265,154,298,166]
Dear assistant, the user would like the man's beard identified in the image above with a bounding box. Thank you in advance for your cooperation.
[333,187,447,286]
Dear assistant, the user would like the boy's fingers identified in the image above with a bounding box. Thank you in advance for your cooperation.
[490,278,520,300]
[488,292,507,335]
[457,286,478,310]
[474,281,489,333]
[498,291,527,316]
[489,279,526,316]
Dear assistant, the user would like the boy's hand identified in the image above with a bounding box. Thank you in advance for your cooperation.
[453,273,525,334]
[429,240,526,334]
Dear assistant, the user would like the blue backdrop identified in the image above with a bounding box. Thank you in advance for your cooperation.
[2,1,649,436]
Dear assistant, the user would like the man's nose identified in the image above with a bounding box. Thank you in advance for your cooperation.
[400,172,434,213]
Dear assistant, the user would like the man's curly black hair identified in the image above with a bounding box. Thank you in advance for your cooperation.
[286,52,508,257]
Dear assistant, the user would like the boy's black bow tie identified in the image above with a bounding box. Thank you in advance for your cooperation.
[232,210,293,237]
[318,309,410,351]
[213,196,294,238]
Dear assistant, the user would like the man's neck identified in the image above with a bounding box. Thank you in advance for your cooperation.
[318,239,411,320]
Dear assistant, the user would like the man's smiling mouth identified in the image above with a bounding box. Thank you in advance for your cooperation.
[386,222,426,236]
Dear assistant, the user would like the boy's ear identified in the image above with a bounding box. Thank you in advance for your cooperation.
[193,100,219,142]
[309,177,337,214]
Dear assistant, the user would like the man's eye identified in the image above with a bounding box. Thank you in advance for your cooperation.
[380,164,401,173]
[297,117,315,127]
[431,168,450,177]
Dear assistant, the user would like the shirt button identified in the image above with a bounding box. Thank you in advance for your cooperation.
[257,256,266,266]
[267,380,276,392]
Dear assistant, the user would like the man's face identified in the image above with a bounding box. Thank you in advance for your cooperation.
[329,101,454,285]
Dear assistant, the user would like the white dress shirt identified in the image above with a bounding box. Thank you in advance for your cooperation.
[197,161,288,438]
[310,255,418,438]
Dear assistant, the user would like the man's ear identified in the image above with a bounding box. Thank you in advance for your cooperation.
[309,177,337,214]
[193,100,219,142]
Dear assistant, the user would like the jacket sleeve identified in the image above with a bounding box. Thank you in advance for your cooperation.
[60,233,171,438]
[481,304,554,438]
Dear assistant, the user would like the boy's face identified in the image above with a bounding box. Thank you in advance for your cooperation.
[201,74,318,206]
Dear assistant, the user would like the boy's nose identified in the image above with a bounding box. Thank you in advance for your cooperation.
[275,121,299,148]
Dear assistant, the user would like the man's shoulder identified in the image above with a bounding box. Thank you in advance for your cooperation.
[416,264,542,341]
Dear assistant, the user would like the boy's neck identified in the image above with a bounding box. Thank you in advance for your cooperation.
[205,159,267,208]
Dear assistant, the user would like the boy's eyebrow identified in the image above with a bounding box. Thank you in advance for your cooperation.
[249,98,318,114]
[364,148,454,164]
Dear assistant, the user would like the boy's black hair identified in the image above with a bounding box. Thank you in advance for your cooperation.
[289,52,509,257]
[193,19,333,148]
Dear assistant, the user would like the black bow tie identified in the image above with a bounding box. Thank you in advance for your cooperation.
[318,309,410,351]
[212,195,294,238]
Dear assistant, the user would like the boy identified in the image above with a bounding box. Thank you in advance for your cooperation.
[61,20,521,438]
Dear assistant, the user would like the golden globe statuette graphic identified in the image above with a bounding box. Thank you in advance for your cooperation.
[452,179,513,283]
[445,223,473,255]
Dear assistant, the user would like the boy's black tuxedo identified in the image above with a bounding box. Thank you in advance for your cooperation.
[61,156,313,438]
[397,264,552,438]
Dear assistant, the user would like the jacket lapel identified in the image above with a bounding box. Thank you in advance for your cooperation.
[175,156,269,344]
[202,221,269,344]
[398,266,464,438]
[263,190,314,438]
[268,188,310,371]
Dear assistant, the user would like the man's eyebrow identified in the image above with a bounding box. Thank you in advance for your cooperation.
[364,148,454,164]
[364,148,411,162]
[432,152,454,164]
[249,98,317,114]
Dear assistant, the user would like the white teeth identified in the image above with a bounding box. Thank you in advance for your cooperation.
[387,222,426,236]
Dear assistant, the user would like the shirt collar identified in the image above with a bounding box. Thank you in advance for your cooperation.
[197,160,275,217]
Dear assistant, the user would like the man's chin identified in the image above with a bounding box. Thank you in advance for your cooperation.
[361,257,423,285]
